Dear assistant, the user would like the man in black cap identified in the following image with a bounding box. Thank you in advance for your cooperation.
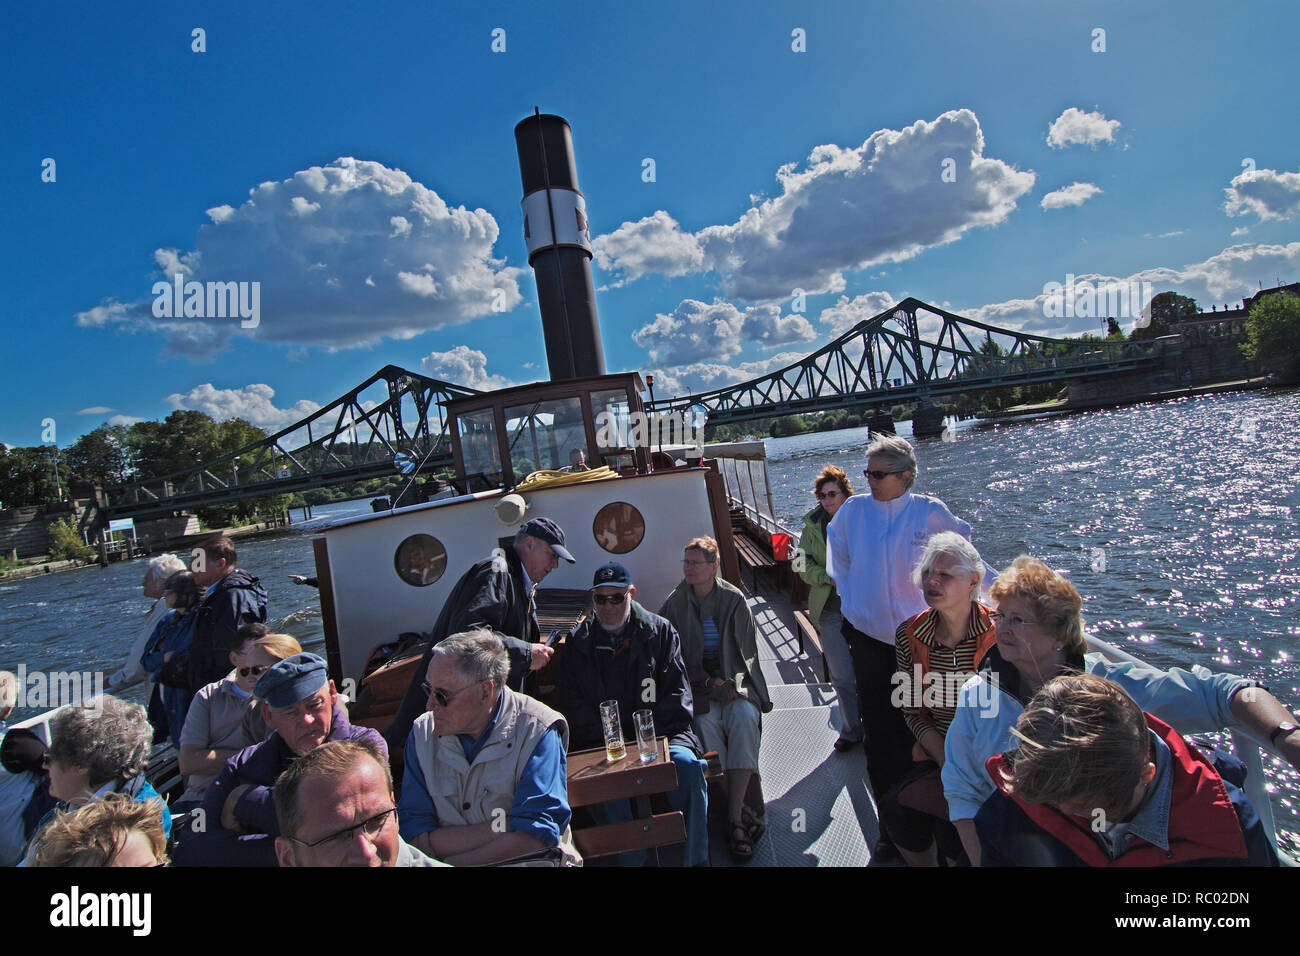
[175,652,387,867]
[386,516,576,754]
[555,562,710,866]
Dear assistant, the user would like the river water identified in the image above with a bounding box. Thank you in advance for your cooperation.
[4,388,1297,852]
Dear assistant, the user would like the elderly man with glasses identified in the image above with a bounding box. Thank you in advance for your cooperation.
[386,516,576,755]
[398,630,580,866]
[275,740,446,867]
[175,653,387,867]
[555,562,709,866]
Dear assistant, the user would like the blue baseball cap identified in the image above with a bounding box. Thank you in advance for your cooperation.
[591,562,632,589]
[520,516,576,563]
[254,653,329,709]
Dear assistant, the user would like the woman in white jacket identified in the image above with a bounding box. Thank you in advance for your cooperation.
[826,434,990,857]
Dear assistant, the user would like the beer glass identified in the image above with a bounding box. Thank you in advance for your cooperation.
[633,709,657,763]
[600,699,626,762]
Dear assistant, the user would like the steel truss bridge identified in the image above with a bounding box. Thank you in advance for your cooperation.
[102,366,477,520]
[646,297,1161,425]
[101,298,1161,519]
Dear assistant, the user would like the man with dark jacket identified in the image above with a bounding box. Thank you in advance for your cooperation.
[385,517,574,754]
[556,562,709,866]
[169,536,267,693]
[174,653,387,867]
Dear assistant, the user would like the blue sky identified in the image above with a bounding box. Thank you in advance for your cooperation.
[3,0,1298,449]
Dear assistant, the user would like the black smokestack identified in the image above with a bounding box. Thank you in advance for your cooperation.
[514,112,606,380]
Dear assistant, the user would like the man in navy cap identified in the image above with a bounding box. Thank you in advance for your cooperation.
[386,516,576,754]
[175,652,387,867]
[555,562,709,866]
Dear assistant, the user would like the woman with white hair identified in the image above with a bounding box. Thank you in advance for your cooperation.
[878,532,995,867]
[825,433,989,860]
[22,695,171,864]
[106,554,187,693]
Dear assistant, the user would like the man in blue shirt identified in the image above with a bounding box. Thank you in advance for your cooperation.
[399,630,580,866]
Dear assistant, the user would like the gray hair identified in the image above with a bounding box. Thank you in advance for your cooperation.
[145,553,186,585]
[48,696,153,789]
[865,433,918,490]
[432,630,510,689]
[0,670,17,713]
[912,532,984,593]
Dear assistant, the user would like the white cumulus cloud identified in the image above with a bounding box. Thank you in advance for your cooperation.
[1040,182,1102,210]
[419,346,514,390]
[632,299,816,365]
[1224,167,1300,221]
[1045,108,1121,149]
[818,291,899,334]
[75,157,526,356]
[166,383,322,431]
[595,109,1035,301]
[76,406,115,415]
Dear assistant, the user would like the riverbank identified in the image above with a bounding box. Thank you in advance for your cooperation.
[0,518,295,582]
[977,375,1274,421]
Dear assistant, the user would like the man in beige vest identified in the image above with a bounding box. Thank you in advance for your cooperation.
[397,631,580,866]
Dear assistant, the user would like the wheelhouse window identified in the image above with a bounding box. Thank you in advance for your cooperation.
[591,387,635,471]
[505,396,585,480]
[458,408,503,490]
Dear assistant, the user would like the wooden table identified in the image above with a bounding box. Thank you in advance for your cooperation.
[566,737,686,861]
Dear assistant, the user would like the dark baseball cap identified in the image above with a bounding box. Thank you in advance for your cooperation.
[591,562,632,589]
[519,517,575,563]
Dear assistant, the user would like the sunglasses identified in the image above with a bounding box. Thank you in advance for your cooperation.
[421,679,484,707]
[863,469,906,481]
[815,489,842,500]
[593,593,628,605]
[238,663,271,678]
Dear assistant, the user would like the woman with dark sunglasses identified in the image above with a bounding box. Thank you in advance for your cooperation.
[174,629,301,808]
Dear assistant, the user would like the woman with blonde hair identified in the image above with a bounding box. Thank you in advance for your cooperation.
[175,626,303,808]
[26,792,168,867]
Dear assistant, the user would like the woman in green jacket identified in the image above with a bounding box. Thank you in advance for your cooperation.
[798,465,862,753]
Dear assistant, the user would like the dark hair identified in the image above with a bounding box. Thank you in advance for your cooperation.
[814,464,853,498]
[274,739,391,839]
[237,622,271,650]
[163,571,201,611]
[200,535,237,567]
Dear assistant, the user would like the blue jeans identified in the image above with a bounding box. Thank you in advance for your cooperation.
[588,744,709,866]
[819,609,863,742]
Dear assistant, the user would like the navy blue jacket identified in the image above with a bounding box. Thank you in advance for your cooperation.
[556,601,703,756]
[175,570,268,693]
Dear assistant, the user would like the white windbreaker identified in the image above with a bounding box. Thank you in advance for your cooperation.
[825,491,987,644]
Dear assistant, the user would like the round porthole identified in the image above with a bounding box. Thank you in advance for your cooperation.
[593,502,645,555]
[395,534,448,587]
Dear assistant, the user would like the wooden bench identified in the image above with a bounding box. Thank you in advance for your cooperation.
[732,532,776,590]
[791,608,831,684]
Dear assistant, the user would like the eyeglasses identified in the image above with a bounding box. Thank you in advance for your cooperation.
[238,663,270,678]
[863,469,906,481]
[682,559,715,568]
[593,593,628,605]
[422,679,484,707]
[815,489,842,500]
[289,807,397,850]
[989,611,1041,631]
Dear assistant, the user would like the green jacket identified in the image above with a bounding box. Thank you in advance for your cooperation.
[798,505,837,624]
[659,576,772,715]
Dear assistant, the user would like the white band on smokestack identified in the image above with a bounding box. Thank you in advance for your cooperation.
[522,188,592,260]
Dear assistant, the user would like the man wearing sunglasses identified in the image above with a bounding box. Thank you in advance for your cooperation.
[175,653,387,867]
[275,740,446,867]
[386,516,576,755]
[555,562,708,866]
[399,631,580,866]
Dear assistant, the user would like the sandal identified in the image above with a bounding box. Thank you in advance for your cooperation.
[729,822,754,861]
[741,804,766,844]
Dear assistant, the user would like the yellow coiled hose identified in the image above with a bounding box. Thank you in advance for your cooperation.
[513,466,619,492]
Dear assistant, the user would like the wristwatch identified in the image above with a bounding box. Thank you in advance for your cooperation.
[1268,722,1298,748]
